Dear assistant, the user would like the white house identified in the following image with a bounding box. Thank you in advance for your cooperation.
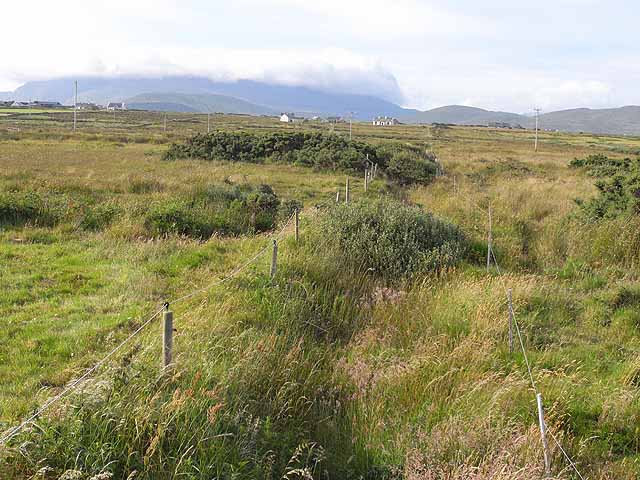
[280,113,303,123]
[372,116,400,126]
[107,102,126,111]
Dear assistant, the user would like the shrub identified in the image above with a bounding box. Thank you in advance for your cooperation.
[315,199,467,280]
[164,132,438,185]
[78,203,121,231]
[144,183,287,238]
[0,191,62,227]
[570,154,640,220]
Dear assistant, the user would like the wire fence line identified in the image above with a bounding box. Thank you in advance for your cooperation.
[479,200,587,479]
[0,212,298,447]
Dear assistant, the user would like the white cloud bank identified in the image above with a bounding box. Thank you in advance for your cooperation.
[1,0,639,112]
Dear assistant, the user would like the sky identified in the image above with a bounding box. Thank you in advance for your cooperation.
[2,0,639,112]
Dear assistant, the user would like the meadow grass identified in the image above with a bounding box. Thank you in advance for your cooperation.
[1,112,640,478]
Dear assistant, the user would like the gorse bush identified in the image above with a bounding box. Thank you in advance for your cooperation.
[315,199,467,280]
[0,191,63,227]
[144,183,287,238]
[164,131,438,185]
[570,154,640,219]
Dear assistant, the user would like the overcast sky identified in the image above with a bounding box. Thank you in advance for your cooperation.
[2,0,638,112]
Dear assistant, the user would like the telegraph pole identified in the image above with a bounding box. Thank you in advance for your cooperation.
[534,108,541,152]
[73,80,78,132]
[348,111,355,141]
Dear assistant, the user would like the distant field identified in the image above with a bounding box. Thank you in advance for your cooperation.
[2,110,640,478]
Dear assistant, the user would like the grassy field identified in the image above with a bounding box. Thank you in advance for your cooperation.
[1,111,640,478]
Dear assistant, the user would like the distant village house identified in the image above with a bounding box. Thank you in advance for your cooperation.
[77,102,100,110]
[279,113,303,123]
[107,102,126,111]
[373,116,399,126]
[32,101,62,108]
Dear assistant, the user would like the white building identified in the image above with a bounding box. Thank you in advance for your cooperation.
[372,116,399,126]
[280,113,303,123]
[107,102,126,111]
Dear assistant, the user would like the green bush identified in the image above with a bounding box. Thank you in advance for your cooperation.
[78,203,121,231]
[0,191,62,227]
[164,131,438,185]
[315,199,467,280]
[144,183,287,238]
[570,154,640,219]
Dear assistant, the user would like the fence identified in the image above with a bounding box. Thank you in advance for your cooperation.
[1,169,588,478]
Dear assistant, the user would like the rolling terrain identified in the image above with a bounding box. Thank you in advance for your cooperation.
[1,110,640,478]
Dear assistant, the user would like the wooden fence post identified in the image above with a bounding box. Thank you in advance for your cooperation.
[336,190,340,203]
[294,208,299,242]
[536,393,552,477]
[486,205,493,272]
[162,308,173,370]
[345,178,350,204]
[453,175,457,194]
[270,239,278,279]
[364,169,368,192]
[508,289,514,354]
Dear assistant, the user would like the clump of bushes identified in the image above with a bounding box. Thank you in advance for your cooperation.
[0,191,63,227]
[570,154,640,219]
[315,199,467,279]
[163,131,438,185]
[144,183,288,238]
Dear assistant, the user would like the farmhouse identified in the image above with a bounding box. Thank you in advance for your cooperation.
[279,113,303,123]
[11,101,31,107]
[0,101,14,107]
[326,116,342,123]
[373,116,399,126]
[107,102,126,111]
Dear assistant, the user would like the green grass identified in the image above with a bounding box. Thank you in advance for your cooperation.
[2,111,640,478]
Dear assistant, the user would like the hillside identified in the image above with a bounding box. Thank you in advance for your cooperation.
[537,106,640,135]
[6,76,413,120]
[405,105,527,126]
[125,92,276,115]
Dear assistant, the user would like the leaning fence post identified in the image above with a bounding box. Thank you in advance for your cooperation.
[536,393,552,477]
[336,190,340,203]
[345,178,350,204]
[508,289,514,354]
[270,239,278,279]
[486,205,493,272]
[162,307,173,370]
[294,208,299,243]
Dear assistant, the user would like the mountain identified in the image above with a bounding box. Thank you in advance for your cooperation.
[125,93,276,115]
[7,76,415,120]
[405,105,526,126]
[536,106,640,135]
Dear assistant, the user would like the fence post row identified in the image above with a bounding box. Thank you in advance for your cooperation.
[162,307,173,370]
[270,239,278,279]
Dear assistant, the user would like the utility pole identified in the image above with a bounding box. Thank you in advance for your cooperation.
[73,80,77,132]
[348,111,355,141]
[534,108,541,152]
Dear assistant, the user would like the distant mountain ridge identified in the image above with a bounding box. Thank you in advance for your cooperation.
[3,76,640,135]
[125,93,276,115]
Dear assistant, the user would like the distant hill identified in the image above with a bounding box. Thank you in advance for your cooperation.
[125,93,276,115]
[6,76,414,120]
[405,105,526,126]
[536,106,640,135]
